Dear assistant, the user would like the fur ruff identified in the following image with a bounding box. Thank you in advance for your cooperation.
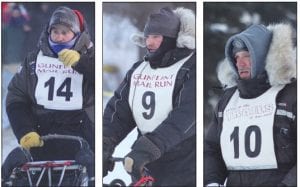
[218,23,296,87]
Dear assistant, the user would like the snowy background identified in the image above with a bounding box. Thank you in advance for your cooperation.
[102,12,139,186]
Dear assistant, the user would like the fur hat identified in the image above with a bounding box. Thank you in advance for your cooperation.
[48,6,81,34]
[144,7,180,38]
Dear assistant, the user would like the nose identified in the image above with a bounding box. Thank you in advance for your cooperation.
[236,58,247,67]
[55,34,64,42]
[146,38,154,47]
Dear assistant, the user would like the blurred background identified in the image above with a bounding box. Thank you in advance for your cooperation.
[1,2,95,162]
[103,2,195,185]
[203,2,297,132]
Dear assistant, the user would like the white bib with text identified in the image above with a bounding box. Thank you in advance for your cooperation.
[220,85,284,170]
[35,51,83,110]
[129,54,192,134]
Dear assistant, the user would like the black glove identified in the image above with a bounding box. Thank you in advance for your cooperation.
[103,137,116,177]
[123,136,161,180]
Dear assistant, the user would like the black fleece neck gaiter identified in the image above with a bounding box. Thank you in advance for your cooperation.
[144,36,177,69]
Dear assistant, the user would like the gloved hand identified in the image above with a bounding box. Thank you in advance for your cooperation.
[103,137,116,177]
[123,136,161,180]
[20,132,43,150]
[58,49,80,67]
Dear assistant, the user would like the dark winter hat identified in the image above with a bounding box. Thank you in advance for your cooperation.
[48,6,81,34]
[144,7,180,38]
[232,38,248,57]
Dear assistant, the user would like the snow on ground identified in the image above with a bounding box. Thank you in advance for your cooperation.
[103,128,137,186]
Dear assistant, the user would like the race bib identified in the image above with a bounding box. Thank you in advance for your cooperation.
[220,85,285,170]
[35,51,83,110]
[129,53,193,134]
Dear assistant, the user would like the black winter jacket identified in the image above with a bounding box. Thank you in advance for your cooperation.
[204,81,297,187]
[205,23,297,187]
[6,27,95,157]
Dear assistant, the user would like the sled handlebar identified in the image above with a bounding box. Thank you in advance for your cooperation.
[110,157,124,162]
[41,134,90,149]
[107,157,154,187]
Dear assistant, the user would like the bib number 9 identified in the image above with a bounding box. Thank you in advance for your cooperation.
[142,91,155,119]
[230,125,262,158]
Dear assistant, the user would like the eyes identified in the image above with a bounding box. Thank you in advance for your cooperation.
[145,35,163,39]
[51,29,71,36]
[234,52,250,61]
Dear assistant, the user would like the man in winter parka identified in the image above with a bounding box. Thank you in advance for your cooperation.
[3,6,95,183]
[103,7,196,186]
[204,24,296,187]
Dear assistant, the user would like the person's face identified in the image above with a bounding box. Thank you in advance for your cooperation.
[50,24,75,43]
[146,35,163,52]
[234,51,252,79]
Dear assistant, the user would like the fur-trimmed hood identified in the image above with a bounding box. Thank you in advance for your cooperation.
[218,23,296,87]
[131,7,195,50]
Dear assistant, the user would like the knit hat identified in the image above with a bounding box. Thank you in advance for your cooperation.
[48,6,81,34]
[144,7,180,38]
[232,38,248,57]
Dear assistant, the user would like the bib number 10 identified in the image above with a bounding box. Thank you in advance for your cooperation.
[230,125,262,158]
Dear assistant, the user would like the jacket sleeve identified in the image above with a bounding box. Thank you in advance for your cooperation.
[103,63,140,145]
[281,96,297,186]
[144,58,196,154]
[204,108,228,185]
[281,165,296,186]
[6,55,36,141]
[73,46,95,84]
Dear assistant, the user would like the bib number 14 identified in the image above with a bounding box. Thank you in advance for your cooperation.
[44,77,73,101]
[230,125,262,158]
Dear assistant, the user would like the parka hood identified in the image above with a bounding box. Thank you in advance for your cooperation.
[131,7,195,50]
[218,23,296,87]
